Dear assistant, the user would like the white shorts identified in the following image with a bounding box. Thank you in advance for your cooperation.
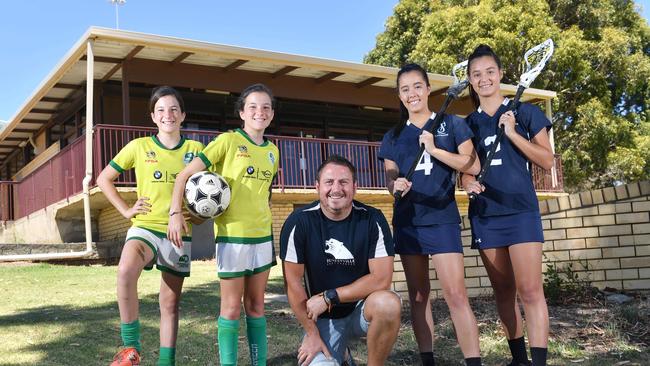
[215,238,276,278]
[126,226,192,277]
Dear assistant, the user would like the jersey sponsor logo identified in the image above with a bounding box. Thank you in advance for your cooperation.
[474,238,482,244]
[183,152,195,165]
[324,238,355,266]
[145,150,158,163]
[243,166,272,182]
[435,121,449,137]
[268,152,276,165]
[236,145,251,158]
[153,170,162,180]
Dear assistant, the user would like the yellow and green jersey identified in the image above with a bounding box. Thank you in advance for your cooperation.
[198,129,279,243]
[110,135,204,236]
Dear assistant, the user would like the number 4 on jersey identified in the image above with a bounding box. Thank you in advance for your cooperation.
[415,153,434,175]
[484,135,502,166]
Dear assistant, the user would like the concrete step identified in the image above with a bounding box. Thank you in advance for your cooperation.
[0,241,121,259]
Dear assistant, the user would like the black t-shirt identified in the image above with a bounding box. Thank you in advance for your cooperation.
[280,200,395,318]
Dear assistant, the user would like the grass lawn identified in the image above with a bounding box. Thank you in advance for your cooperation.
[0,260,647,365]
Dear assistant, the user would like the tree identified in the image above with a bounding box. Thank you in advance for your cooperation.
[365,0,650,191]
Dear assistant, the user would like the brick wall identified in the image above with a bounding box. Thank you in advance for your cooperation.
[98,205,131,243]
[388,181,650,299]
[535,181,650,291]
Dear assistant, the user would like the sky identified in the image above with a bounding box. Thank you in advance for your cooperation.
[0,0,399,122]
[0,0,648,124]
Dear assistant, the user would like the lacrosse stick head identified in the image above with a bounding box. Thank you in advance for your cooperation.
[447,60,469,98]
[519,38,554,88]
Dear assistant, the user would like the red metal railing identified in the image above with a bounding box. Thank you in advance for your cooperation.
[92,125,387,190]
[13,135,86,219]
[5,124,564,221]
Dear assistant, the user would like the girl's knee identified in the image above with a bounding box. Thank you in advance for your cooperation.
[517,282,544,304]
[243,297,265,317]
[442,286,469,310]
[407,286,431,305]
[159,295,180,316]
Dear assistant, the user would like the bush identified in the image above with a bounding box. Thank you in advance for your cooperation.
[543,258,593,305]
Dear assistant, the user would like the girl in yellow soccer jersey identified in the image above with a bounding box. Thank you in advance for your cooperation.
[168,83,279,366]
[97,86,204,366]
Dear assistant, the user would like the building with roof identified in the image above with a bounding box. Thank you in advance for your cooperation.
[0,27,563,260]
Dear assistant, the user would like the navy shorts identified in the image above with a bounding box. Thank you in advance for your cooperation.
[394,223,463,255]
[470,211,544,250]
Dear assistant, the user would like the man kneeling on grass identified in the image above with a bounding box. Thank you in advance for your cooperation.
[280,155,402,366]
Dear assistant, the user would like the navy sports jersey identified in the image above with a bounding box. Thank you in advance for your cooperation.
[279,200,394,319]
[466,98,552,217]
[378,113,473,227]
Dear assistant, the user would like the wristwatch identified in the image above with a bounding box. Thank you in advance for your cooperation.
[324,289,340,306]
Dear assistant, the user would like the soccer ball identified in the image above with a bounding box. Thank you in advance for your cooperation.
[184,171,231,219]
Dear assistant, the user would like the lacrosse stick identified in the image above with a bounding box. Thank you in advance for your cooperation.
[469,39,554,201]
[394,60,470,200]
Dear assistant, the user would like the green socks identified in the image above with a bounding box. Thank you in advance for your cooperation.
[246,316,267,365]
[157,347,176,366]
[121,321,176,365]
[217,316,268,365]
[120,319,141,352]
[218,316,240,366]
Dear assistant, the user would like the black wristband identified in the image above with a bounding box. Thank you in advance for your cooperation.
[325,289,340,306]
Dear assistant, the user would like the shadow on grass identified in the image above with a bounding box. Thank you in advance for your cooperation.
[0,277,305,366]
[2,271,648,366]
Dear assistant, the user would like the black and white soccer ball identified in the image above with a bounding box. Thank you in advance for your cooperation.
[184,171,231,219]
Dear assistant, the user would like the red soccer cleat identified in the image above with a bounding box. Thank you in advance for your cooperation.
[110,347,141,366]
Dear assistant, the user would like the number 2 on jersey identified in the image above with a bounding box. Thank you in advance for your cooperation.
[415,152,434,175]
[484,135,502,166]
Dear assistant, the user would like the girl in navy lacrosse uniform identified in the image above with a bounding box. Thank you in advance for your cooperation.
[463,44,553,366]
[379,63,482,366]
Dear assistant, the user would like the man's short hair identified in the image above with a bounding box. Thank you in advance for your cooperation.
[315,155,357,183]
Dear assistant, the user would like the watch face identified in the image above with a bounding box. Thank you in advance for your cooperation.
[326,289,339,305]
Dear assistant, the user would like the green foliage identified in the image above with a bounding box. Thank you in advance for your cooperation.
[364,0,432,67]
[543,259,592,304]
[366,0,650,191]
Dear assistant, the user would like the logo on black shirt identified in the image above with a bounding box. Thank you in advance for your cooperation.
[324,238,355,266]
[436,121,449,137]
